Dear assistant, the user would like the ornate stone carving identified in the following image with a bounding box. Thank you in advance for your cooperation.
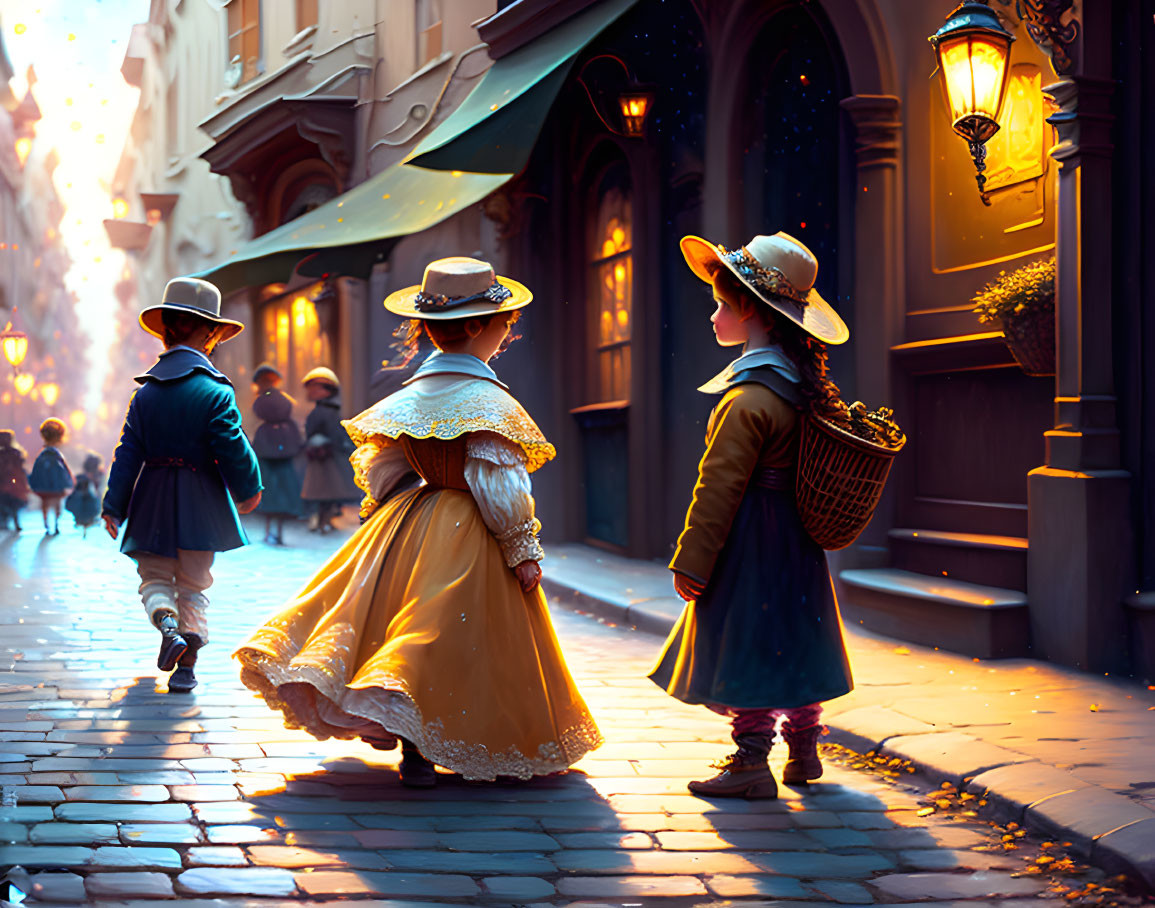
[1015,0,1080,74]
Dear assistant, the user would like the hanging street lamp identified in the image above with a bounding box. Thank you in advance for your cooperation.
[1,322,29,371]
[929,0,1016,205]
[618,89,654,138]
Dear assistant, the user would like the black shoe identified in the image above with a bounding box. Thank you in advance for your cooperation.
[156,616,188,671]
[167,665,197,693]
[399,742,437,789]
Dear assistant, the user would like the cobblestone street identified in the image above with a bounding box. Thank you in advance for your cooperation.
[0,520,1141,906]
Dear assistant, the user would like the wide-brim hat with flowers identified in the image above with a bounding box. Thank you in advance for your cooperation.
[139,277,244,343]
[681,232,849,345]
[384,257,532,320]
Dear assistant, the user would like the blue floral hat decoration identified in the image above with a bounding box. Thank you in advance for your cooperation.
[681,232,850,345]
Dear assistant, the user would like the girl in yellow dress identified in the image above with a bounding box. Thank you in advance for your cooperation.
[236,257,602,787]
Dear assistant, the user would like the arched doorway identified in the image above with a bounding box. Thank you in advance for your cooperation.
[737,3,851,333]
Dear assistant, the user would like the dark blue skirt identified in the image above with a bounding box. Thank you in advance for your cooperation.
[255,457,302,517]
[649,485,853,711]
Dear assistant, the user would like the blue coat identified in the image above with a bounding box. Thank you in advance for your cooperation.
[102,348,263,557]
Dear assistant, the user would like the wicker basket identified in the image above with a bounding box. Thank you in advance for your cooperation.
[796,415,905,551]
[1001,304,1055,377]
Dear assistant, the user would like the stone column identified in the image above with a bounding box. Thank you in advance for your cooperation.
[1026,74,1134,673]
[839,95,903,556]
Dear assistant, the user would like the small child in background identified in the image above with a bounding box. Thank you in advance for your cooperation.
[82,451,105,495]
[65,474,101,537]
[28,417,74,536]
[0,429,30,532]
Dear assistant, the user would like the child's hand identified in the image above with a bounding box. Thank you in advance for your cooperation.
[514,560,542,593]
[673,572,705,602]
[236,491,262,514]
[102,514,120,540]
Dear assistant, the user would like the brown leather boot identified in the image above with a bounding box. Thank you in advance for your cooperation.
[781,723,824,784]
[688,733,778,799]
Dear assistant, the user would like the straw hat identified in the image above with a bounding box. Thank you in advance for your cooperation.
[302,366,340,389]
[680,232,849,345]
[384,257,531,320]
[139,277,244,343]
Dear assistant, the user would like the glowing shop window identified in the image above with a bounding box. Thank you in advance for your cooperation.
[589,187,632,403]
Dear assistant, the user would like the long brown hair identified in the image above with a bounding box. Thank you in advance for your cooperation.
[712,267,843,418]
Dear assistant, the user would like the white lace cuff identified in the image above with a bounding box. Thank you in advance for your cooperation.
[463,433,544,568]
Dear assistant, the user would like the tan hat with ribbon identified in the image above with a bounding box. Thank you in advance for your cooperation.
[680,232,849,345]
[139,277,244,343]
[384,257,532,320]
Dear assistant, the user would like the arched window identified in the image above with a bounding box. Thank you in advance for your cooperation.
[588,167,632,403]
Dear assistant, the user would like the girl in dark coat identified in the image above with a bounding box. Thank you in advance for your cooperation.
[650,232,854,799]
[0,429,30,532]
[28,417,74,536]
[300,366,359,533]
[250,364,303,544]
[65,475,101,537]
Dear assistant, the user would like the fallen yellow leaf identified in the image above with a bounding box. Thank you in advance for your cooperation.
[916,807,935,816]
[1089,703,1100,712]
[893,646,911,655]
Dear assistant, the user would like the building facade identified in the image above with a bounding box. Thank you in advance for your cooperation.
[118,0,1155,682]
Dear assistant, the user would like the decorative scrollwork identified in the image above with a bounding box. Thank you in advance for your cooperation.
[1016,0,1079,74]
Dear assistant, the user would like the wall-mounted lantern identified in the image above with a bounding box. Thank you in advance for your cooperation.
[929,0,1016,205]
[618,89,654,139]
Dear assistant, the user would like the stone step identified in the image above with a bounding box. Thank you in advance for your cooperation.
[838,568,1031,659]
[889,528,1028,591]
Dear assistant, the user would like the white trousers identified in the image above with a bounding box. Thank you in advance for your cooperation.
[134,550,214,643]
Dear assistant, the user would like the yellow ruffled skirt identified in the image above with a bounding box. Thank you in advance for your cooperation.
[235,487,602,780]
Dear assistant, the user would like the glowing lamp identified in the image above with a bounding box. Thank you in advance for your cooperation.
[15,137,32,166]
[69,409,86,431]
[14,373,34,396]
[112,197,130,219]
[618,90,654,138]
[929,0,1015,205]
[40,382,59,408]
[1,325,28,369]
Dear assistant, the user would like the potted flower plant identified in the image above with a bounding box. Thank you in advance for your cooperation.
[972,256,1056,376]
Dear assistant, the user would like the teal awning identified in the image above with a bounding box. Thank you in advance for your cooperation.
[198,162,510,293]
[406,0,636,174]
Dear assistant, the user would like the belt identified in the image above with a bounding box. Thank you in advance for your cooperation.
[144,457,204,472]
[753,467,793,490]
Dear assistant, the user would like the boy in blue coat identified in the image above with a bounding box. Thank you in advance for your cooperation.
[102,277,262,693]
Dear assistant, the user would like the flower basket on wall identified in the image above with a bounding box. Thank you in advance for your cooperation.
[972,256,1056,377]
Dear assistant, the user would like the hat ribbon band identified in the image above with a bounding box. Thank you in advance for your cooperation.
[720,246,808,317]
[413,280,512,313]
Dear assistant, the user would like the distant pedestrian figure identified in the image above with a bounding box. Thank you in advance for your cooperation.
[102,277,262,694]
[28,417,74,536]
[299,366,359,533]
[65,474,100,537]
[650,233,854,799]
[82,451,105,496]
[250,363,303,545]
[0,429,30,532]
